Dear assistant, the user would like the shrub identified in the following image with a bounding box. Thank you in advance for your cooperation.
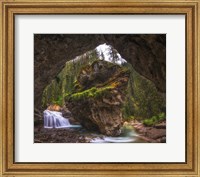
[143,119,155,126]
[143,112,166,126]
[158,112,165,120]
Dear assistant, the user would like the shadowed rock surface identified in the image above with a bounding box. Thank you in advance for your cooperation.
[34,34,166,111]
[66,60,130,136]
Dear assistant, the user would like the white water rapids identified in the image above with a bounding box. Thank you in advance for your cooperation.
[43,110,81,128]
[90,126,144,143]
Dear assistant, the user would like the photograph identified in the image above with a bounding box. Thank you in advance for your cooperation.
[34,34,166,143]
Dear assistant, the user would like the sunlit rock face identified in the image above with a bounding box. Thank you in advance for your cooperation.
[34,34,165,110]
[66,60,130,136]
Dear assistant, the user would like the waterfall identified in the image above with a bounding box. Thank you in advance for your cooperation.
[44,110,81,128]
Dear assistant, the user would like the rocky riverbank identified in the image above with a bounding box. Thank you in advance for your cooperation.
[34,120,166,143]
[129,121,166,143]
[34,125,103,143]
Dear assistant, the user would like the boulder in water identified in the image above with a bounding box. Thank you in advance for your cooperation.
[66,60,130,136]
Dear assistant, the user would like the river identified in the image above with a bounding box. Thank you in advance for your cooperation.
[42,110,146,143]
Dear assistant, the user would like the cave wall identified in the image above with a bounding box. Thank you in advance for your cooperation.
[34,34,166,110]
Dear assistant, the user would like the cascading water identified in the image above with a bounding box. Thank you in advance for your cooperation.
[90,125,146,143]
[43,110,81,128]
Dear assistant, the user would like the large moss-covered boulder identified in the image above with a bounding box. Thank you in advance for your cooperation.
[66,60,130,136]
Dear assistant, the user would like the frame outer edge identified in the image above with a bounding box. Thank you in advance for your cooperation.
[0,0,199,3]
[198,0,200,176]
[6,1,193,176]
[1,0,200,176]
[2,2,7,176]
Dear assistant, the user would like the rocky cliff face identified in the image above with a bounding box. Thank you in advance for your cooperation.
[66,60,130,136]
[34,34,165,111]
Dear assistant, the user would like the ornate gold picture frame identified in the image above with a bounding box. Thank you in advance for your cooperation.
[0,0,199,176]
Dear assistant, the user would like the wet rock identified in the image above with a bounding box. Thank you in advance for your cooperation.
[132,121,166,143]
[146,128,166,139]
[61,105,72,117]
[154,122,166,129]
[66,60,130,136]
[34,125,101,143]
[156,136,166,143]
[61,106,80,125]
[34,108,43,126]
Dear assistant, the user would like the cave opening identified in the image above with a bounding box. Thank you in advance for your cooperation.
[34,34,166,143]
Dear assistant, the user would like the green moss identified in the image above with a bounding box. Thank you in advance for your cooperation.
[143,113,166,126]
[143,119,155,126]
[66,86,114,101]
